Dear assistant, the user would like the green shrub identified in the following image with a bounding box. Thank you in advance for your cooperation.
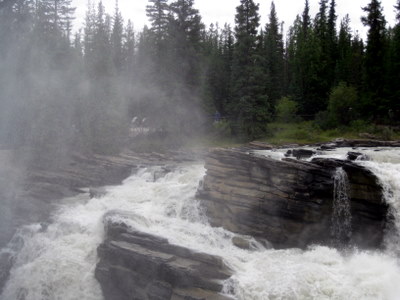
[380,127,393,140]
[314,110,336,130]
[275,97,299,123]
[328,82,358,126]
[213,119,232,136]
[285,128,311,140]
[349,119,371,132]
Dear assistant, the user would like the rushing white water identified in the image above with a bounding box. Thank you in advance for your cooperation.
[357,159,400,254]
[331,167,352,244]
[2,151,400,300]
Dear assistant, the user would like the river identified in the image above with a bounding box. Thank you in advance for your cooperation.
[1,148,400,299]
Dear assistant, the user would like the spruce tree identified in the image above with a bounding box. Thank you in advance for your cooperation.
[326,0,337,84]
[146,0,169,41]
[111,0,124,71]
[168,0,204,89]
[264,1,284,111]
[387,0,400,116]
[288,1,322,117]
[312,0,336,108]
[123,20,135,72]
[230,0,269,138]
[212,23,233,116]
[146,0,169,67]
[336,15,352,84]
[361,0,388,117]
[302,0,311,37]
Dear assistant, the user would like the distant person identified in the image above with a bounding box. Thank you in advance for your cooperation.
[214,111,221,122]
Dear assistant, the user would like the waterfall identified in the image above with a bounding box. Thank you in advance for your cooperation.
[331,167,352,245]
[3,154,400,299]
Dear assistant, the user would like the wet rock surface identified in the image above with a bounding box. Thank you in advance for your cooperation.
[95,215,232,300]
[346,151,366,161]
[197,147,388,249]
[291,149,316,159]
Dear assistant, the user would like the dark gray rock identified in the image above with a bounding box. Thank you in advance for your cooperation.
[332,139,400,148]
[197,148,388,249]
[95,216,233,300]
[284,148,316,159]
[291,149,316,160]
[318,144,337,151]
[89,187,107,199]
[0,251,13,294]
[347,152,366,161]
[231,236,252,250]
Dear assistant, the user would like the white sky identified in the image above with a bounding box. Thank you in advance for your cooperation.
[72,0,398,40]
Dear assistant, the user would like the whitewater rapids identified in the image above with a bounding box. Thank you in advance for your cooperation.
[2,149,400,299]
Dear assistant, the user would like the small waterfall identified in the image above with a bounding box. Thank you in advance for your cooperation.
[331,167,352,245]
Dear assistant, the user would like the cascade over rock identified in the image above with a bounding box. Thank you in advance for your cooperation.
[95,214,232,300]
[197,148,388,249]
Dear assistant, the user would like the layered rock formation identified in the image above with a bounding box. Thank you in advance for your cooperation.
[95,215,232,300]
[197,148,388,249]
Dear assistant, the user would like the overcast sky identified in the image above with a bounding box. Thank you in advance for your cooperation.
[72,0,398,39]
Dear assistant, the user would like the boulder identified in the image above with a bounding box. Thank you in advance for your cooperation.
[346,152,366,161]
[197,148,388,249]
[95,215,233,300]
[291,149,316,160]
[89,187,107,199]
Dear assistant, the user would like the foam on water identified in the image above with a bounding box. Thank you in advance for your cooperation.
[2,153,400,299]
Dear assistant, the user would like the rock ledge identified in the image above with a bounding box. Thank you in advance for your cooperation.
[95,214,233,300]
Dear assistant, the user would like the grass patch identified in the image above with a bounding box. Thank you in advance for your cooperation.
[261,122,359,145]
[260,121,400,146]
[164,121,400,150]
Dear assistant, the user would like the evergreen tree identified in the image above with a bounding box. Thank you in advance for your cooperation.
[34,0,75,44]
[146,0,169,68]
[168,0,204,89]
[264,1,284,111]
[288,1,322,117]
[336,15,352,84]
[326,0,338,84]
[111,0,124,71]
[146,0,169,41]
[315,0,328,42]
[327,0,337,42]
[361,0,388,117]
[230,0,269,138]
[91,1,113,77]
[204,23,234,116]
[0,0,34,55]
[302,0,311,36]
[312,0,337,106]
[83,0,96,60]
[387,0,400,116]
[123,19,135,72]
[396,0,400,20]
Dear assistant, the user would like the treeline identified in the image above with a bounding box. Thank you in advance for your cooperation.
[0,0,399,166]
[205,0,400,137]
